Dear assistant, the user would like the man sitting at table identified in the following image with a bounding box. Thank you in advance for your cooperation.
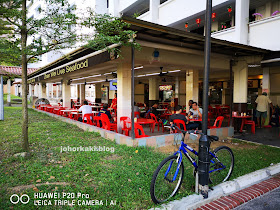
[188,102,203,129]
[170,105,198,130]
[98,103,113,121]
[78,101,92,122]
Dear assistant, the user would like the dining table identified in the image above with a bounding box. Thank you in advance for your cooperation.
[232,115,252,132]
[136,118,155,132]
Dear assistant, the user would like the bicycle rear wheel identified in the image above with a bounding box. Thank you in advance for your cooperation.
[209,146,234,186]
[150,155,184,204]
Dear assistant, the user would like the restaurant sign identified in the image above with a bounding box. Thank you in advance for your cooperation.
[28,50,116,84]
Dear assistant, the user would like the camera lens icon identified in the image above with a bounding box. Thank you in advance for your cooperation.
[10,194,30,204]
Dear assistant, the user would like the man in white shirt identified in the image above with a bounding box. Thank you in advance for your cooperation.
[78,101,92,122]
[255,92,274,128]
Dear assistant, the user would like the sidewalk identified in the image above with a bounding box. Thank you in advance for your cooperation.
[197,173,280,210]
[153,163,280,210]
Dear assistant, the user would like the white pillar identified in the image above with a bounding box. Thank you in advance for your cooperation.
[56,84,59,98]
[39,83,47,98]
[80,84,85,103]
[235,0,249,45]
[233,60,248,112]
[149,77,159,107]
[117,62,131,132]
[150,0,160,23]
[62,79,71,108]
[175,77,179,99]
[76,84,80,101]
[186,70,199,112]
[51,83,54,98]
[262,67,270,125]
[108,0,119,17]
[7,79,11,106]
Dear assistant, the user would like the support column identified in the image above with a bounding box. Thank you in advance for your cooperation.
[56,84,59,98]
[62,79,71,108]
[7,79,11,106]
[0,75,4,120]
[222,82,228,105]
[233,60,248,112]
[39,83,47,98]
[76,84,80,102]
[80,84,85,103]
[149,77,159,107]
[150,0,160,23]
[95,83,102,103]
[235,0,249,45]
[186,70,199,112]
[175,77,179,98]
[51,84,54,98]
[262,67,271,126]
[117,62,132,132]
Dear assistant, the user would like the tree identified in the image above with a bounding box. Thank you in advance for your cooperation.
[0,0,138,152]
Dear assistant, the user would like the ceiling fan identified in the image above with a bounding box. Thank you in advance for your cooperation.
[159,67,171,77]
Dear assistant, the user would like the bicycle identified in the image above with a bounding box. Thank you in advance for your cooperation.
[150,125,234,204]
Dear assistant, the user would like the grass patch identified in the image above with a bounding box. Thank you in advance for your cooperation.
[1,107,280,209]
[3,93,23,104]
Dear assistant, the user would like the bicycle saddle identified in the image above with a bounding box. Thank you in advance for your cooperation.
[209,135,219,141]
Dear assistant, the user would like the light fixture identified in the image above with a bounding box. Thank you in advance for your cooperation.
[104,72,113,75]
[168,70,181,73]
[134,66,144,70]
[146,73,160,76]
[72,74,101,81]
[248,64,261,68]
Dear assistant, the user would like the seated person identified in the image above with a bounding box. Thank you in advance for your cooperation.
[98,103,113,123]
[188,102,203,129]
[134,102,140,112]
[151,103,159,117]
[188,100,194,111]
[40,98,46,105]
[188,102,203,119]
[170,105,198,130]
[78,101,92,122]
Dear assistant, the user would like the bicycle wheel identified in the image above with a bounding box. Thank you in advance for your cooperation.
[209,146,234,186]
[150,155,184,204]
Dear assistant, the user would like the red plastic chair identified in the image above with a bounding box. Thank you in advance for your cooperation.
[173,119,187,132]
[135,123,149,138]
[83,113,93,125]
[150,113,164,132]
[93,116,101,127]
[100,114,117,132]
[120,117,131,136]
[134,112,140,118]
[244,119,255,134]
[209,116,224,129]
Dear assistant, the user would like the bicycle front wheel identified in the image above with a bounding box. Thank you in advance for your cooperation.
[209,146,234,186]
[150,155,184,204]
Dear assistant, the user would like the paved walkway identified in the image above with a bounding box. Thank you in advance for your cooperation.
[234,187,280,210]
[196,173,280,210]
[234,127,280,147]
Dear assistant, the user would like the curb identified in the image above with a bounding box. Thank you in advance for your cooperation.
[151,163,280,210]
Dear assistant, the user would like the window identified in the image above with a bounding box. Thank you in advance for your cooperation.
[160,0,169,4]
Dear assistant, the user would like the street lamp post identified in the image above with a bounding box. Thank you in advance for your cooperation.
[198,0,212,198]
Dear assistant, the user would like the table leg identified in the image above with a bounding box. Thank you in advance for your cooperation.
[240,119,245,132]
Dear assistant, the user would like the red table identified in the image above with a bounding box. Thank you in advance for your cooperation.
[135,118,155,133]
[232,115,251,132]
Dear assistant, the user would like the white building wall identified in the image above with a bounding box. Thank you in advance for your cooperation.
[249,15,280,51]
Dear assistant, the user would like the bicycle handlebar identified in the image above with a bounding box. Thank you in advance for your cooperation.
[164,124,203,136]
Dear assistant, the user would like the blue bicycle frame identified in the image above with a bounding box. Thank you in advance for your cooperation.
[165,140,226,182]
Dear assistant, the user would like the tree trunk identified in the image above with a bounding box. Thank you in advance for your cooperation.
[21,0,29,152]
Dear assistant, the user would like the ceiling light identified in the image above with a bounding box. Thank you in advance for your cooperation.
[168,70,181,73]
[137,75,146,77]
[248,64,261,68]
[146,73,160,76]
[134,66,144,70]
[104,72,113,75]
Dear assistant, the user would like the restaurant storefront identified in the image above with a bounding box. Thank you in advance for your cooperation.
[27,17,278,140]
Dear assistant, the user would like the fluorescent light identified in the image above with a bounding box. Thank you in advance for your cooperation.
[248,64,261,68]
[168,70,181,73]
[134,66,144,70]
[137,75,146,77]
[72,74,101,81]
[146,73,160,76]
[104,72,113,75]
